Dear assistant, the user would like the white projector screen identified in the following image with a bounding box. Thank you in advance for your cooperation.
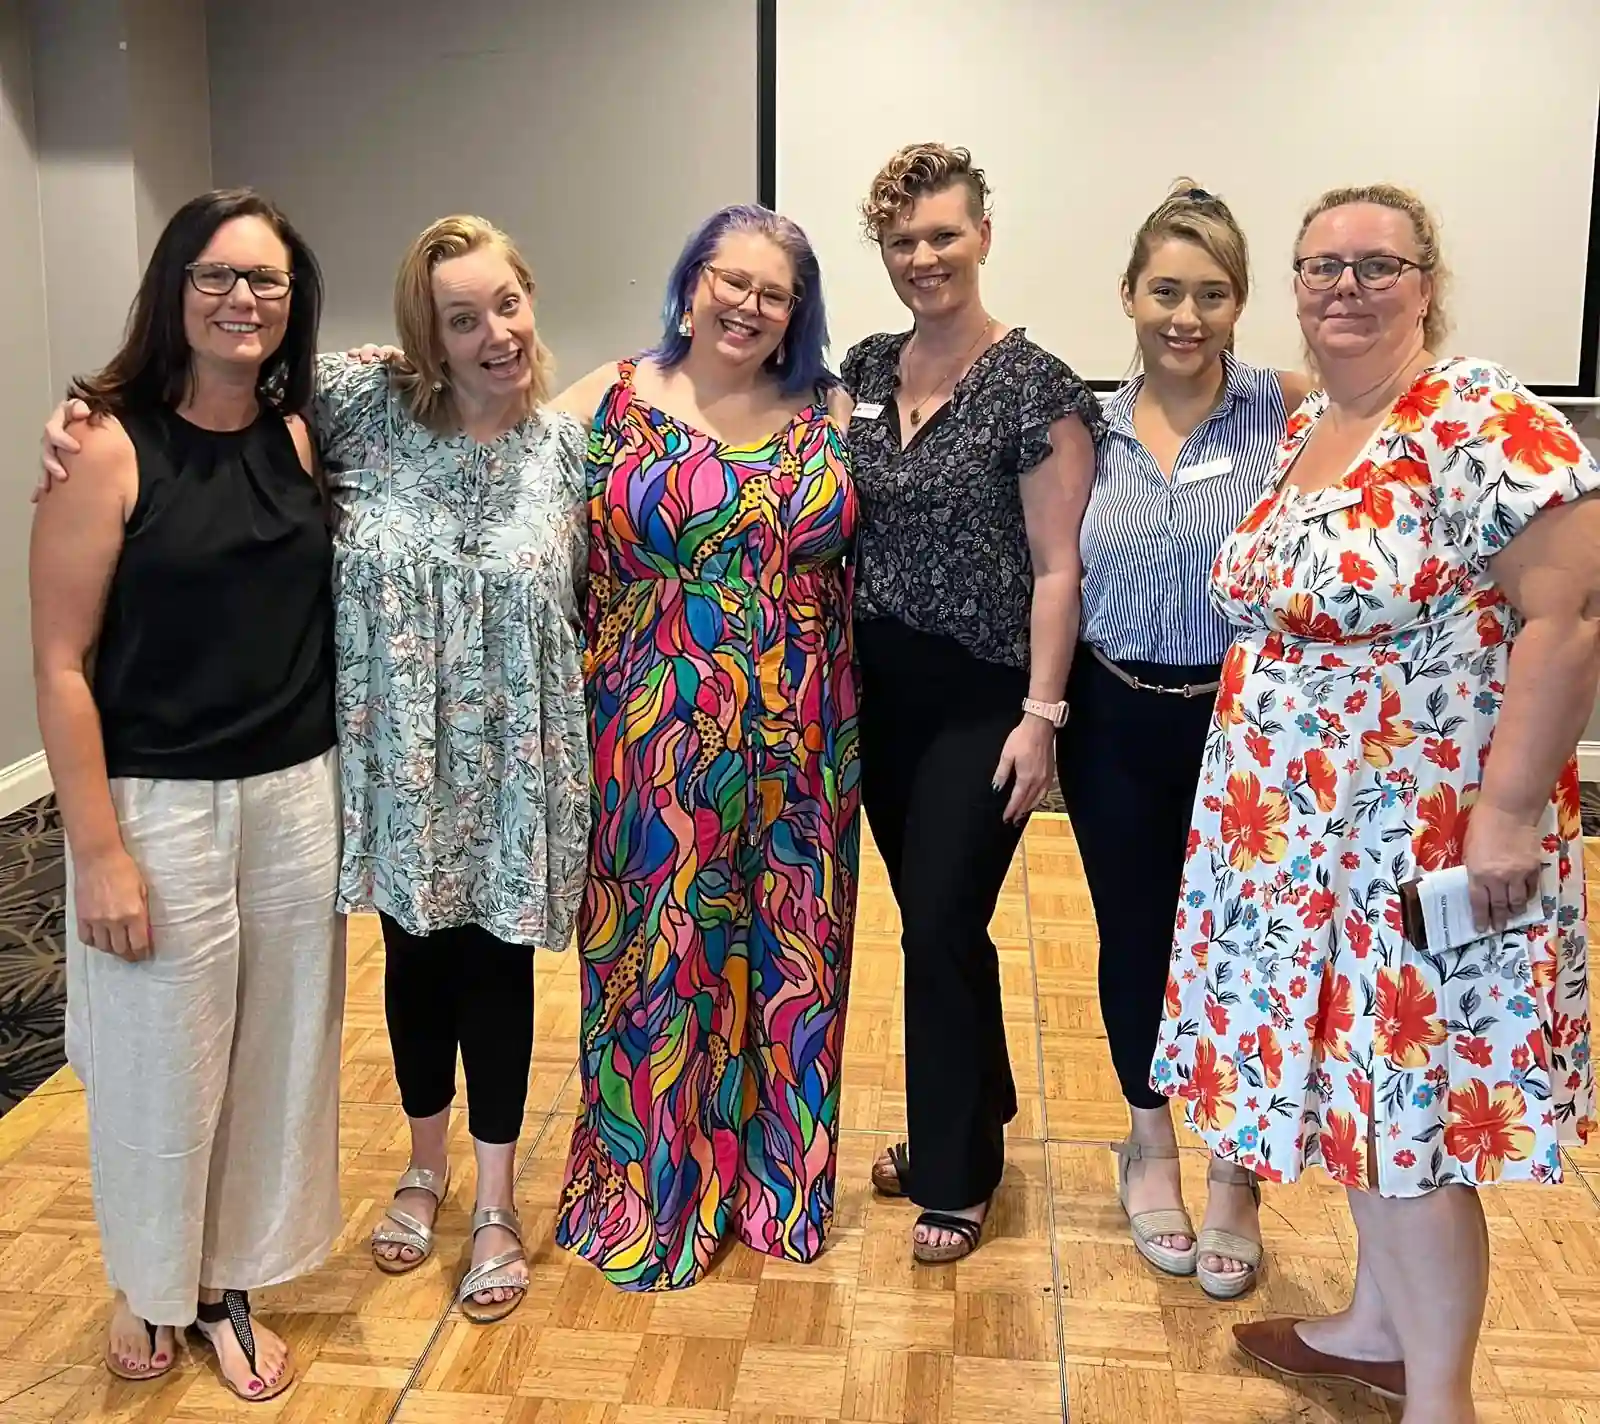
[770,0,1600,396]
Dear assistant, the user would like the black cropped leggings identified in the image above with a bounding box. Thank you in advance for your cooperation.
[380,913,534,1144]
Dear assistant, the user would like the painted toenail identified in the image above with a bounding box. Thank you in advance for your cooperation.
[249,1380,262,1393]
[153,1354,168,1365]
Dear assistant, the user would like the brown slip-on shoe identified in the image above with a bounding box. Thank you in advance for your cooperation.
[1233,1317,1405,1401]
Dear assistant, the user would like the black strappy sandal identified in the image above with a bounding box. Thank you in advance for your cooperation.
[103,1318,173,1381]
[871,1141,910,1197]
[192,1290,294,1402]
[912,1208,986,1265]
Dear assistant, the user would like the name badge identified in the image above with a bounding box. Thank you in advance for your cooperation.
[1299,486,1364,519]
[852,401,885,420]
[1176,455,1234,485]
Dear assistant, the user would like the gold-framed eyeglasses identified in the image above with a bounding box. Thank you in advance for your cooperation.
[1293,254,1429,291]
[702,264,798,320]
[185,262,294,299]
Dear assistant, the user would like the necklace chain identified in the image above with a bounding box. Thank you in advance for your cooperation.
[902,319,995,426]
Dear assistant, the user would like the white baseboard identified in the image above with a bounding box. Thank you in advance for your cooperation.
[1580,741,1600,783]
[0,751,52,819]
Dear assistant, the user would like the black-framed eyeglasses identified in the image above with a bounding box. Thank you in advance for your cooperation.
[185,262,294,299]
[1293,254,1429,291]
[702,264,798,320]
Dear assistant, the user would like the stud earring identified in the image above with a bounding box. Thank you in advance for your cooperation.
[678,311,694,338]
[431,379,443,392]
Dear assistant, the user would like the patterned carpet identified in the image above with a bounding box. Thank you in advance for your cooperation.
[0,795,65,1116]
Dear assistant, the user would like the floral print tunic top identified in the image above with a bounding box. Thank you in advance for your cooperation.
[314,355,590,948]
[1154,358,1598,1196]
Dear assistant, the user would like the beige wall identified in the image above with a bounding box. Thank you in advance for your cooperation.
[206,0,757,384]
[29,0,143,401]
[128,0,211,265]
[0,0,211,804]
[0,3,53,773]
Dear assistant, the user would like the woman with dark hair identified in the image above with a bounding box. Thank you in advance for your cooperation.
[30,188,338,1400]
[42,213,589,1329]
[550,203,860,1291]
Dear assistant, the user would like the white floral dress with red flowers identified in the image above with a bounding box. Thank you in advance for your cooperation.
[1152,357,1598,1197]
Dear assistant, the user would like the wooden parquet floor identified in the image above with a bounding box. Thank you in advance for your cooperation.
[4,817,1600,1422]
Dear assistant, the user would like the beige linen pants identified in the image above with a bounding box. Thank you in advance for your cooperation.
[64,749,346,1325]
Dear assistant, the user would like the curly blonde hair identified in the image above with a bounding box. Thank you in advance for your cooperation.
[1295,183,1450,350]
[860,143,990,242]
[391,214,555,431]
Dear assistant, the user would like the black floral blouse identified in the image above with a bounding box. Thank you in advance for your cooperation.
[840,327,1104,670]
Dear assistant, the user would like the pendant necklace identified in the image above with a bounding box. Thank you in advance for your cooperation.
[903,319,995,427]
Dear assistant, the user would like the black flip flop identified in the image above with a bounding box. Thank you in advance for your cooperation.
[192,1290,294,1402]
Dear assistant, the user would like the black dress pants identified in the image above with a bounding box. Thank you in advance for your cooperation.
[1057,647,1219,1110]
[380,913,535,1144]
[856,617,1025,1212]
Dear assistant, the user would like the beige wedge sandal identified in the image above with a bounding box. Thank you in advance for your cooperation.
[1113,1140,1198,1277]
[1196,1159,1263,1300]
[370,1163,450,1274]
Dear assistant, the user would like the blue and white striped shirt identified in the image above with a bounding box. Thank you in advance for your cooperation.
[1079,353,1290,666]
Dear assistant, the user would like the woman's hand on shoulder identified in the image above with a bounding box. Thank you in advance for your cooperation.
[825,384,855,432]
[550,362,622,425]
[35,397,99,501]
[36,415,136,514]
[346,343,403,364]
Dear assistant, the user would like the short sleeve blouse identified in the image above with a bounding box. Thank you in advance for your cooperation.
[841,327,1104,669]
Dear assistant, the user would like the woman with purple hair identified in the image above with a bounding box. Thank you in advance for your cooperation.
[548,203,859,1291]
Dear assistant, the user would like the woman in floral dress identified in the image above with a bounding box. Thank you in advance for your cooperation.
[552,205,859,1292]
[1155,183,1600,1419]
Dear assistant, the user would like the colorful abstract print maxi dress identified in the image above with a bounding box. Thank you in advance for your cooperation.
[556,361,861,1289]
[1154,358,1597,1197]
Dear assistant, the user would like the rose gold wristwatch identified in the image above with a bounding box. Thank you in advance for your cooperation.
[1022,698,1069,727]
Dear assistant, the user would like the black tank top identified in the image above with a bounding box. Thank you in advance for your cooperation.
[93,404,336,780]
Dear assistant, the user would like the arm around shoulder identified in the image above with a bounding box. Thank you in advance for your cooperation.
[550,362,621,427]
[1276,369,1316,409]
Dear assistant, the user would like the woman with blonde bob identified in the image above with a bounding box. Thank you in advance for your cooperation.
[42,214,591,1327]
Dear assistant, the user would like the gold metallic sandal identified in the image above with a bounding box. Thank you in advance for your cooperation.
[457,1206,527,1324]
[1113,1140,1198,1277]
[370,1163,450,1275]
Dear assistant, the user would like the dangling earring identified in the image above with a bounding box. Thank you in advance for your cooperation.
[678,310,694,338]
[775,341,786,364]
[979,254,988,265]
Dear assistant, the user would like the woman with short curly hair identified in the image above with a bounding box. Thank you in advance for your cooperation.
[838,143,1102,1263]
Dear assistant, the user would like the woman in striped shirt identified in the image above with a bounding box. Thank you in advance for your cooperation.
[1060,182,1309,1298]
